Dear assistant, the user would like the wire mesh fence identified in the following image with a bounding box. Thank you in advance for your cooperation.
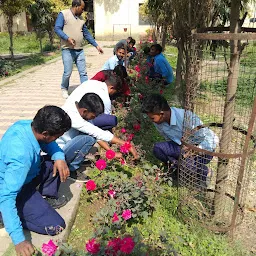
[177,38,256,234]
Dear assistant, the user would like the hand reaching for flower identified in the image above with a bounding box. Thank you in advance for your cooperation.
[115,152,123,159]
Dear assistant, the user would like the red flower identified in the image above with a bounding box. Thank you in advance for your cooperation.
[138,93,144,100]
[134,65,141,72]
[137,73,141,78]
[126,133,135,141]
[133,123,141,132]
[120,159,126,165]
[122,209,132,220]
[121,128,127,133]
[120,142,131,154]
[85,238,100,254]
[108,189,116,198]
[86,180,96,191]
[95,159,107,170]
[112,212,119,223]
[42,240,58,256]
[106,150,116,160]
[5,71,8,76]
[159,89,163,94]
[145,76,149,83]
[106,238,121,255]
[120,237,135,254]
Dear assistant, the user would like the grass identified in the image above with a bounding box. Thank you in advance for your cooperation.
[0,32,59,54]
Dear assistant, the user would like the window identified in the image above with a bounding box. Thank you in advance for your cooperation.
[139,3,150,26]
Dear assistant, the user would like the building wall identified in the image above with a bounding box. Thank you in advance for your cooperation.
[94,0,151,41]
[0,12,28,33]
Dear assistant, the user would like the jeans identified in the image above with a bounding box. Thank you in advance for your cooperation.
[16,155,65,236]
[62,135,96,172]
[153,141,212,181]
[61,48,88,90]
[90,114,118,130]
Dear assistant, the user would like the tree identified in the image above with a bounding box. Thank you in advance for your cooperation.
[0,0,33,59]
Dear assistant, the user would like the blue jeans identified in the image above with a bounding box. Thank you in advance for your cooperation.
[153,141,212,181]
[90,114,118,130]
[61,48,88,90]
[62,135,96,172]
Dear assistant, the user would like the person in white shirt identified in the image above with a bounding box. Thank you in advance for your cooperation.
[57,92,139,182]
[64,75,122,130]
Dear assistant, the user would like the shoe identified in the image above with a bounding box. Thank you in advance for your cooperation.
[45,195,67,209]
[68,170,89,183]
[61,89,69,99]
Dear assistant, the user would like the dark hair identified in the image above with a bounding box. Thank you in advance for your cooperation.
[32,106,71,135]
[72,0,83,7]
[113,65,128,79]
[151,44,162,53]
[127,36,133,42]
[77,93,104,116]
[141,94,170,113]
[105,74,123,93]
[129,39,136,46]
[143,46,150,55]
[116,46,125,52]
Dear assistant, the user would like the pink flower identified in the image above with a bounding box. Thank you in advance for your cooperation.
[85,238,100,254]
[120,142,131,154]
[138,93,144,100]
[121,128,127,133]
[126,133,135,141]
[86,180,96,191]
[137,73,141,78]
[122,209,132,220]
[134,65,141,72]
[120,237,135,254]
[106,150,116,160]
[112,212,119,223]
[120,159,126,165]
[108,189,116,198]
[42,240,58,256]
[95,159,107,170]
[133,123,141,132]
[145,76,149,83]
[159,89,163,94]
[106,238,121,255]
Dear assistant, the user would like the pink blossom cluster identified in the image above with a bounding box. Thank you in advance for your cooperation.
[112,209,132,223]
[120,142,131,154]
[41,240,58,256]
[86,236,135,255]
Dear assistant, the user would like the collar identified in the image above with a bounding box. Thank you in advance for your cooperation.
[170,108,177,126]
[27,122,41,155]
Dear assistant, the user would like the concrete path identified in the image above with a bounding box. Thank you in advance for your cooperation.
[0,41,115,255]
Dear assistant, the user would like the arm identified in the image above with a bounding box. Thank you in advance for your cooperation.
[102,60,111,70]
[155,59,170,78]
[40,141,65,161]
[0,139,31,246]
[82,24,98,47]
[54,12,69,41]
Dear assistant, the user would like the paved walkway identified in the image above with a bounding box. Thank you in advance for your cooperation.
[0,41,115,255]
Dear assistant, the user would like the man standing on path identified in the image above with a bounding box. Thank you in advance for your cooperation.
[55,0,104,99]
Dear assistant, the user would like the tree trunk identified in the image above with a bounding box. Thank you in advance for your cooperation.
[161,25,167,51]
[39,32,43,54]
[47,28,54,49]
[7,15,14,59]
[214,0,241,220]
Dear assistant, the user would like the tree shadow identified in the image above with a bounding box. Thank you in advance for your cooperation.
[96,0,123,14]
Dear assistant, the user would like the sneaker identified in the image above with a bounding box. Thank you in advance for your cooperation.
[61,89,69,99]
[68,170,89,183]
[45,195,67,209]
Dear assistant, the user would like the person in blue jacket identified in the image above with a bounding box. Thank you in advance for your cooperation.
[0,106,71,256]
[147,44,174,85]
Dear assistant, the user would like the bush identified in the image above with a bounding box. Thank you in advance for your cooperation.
[0,59,17,77]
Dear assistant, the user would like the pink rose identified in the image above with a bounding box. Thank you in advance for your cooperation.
[112,212,119,223]
[106,150,116,160]
[120,237,135,254]
[106,238,121,255]
[134,65,141,72]
[120,142,131,154]
[86,180,96,191]
[121,128,127,133]
[126,133,135,141]
[122,209,132,220]
[120,159,126,165]
[108,189,116,198]
[85,238,100,254]
[133,123,141,132]
[42,240,58,256]
[95,159,107,170]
